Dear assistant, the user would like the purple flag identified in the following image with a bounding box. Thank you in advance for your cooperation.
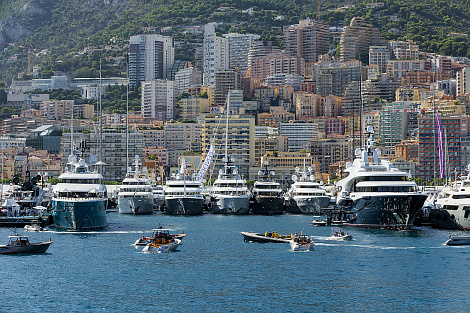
[436,108,443,179]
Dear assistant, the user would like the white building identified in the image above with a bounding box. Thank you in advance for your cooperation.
[456,67,470,96]
[129,34,175,86]
[141,80,177,121]
[369,45,390,73]
[175,67,202,95]
[223,33,260,72]
[203,23,230,86]
[279,122,319,151]
[81,85,106,100]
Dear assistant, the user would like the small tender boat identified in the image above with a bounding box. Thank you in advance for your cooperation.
[241,231,292,243]
[446,236,470,246]
[134,228,186,246]
[24,224,44,232]
[142,238,181,253]
[310,216,326,226]
[0,234,52,254]
[141,229,181,253]
[290,235,314,252]
[327,230,353,241]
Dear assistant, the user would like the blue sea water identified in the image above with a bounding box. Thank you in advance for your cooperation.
[0,213,469,313]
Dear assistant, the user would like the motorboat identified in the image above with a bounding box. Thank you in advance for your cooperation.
[251,161,284,215]
[241,231,292,243]
[327,230,353,241]
[134,228,186,246]
[51,154,108,231]
[335,126,427,230]
[285,161,330,214]
[0,234,52,254]
[434,164,470,230]
[310,216,326,226]
[445,235,470,246]
[141,229,181,253]
[164,158,204,215]
[117,155,154,215]
[290,235,314,251]
[24,224,43,232]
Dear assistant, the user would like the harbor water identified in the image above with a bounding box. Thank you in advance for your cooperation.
[1,213,469,312]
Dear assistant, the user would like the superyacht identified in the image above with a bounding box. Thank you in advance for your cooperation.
[434,165,470,229]
[208,94,250,214]
[164,158,204,215]
[335,126,427,229]
[210,156,251,214]
[251,161,284,215]
[285,162,330,214]
[51,154,108,230]
[117,155,154,214]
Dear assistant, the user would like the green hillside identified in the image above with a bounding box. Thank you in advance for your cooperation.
[1,0,470,85]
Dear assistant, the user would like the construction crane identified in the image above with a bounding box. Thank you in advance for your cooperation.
[3,42,41,75]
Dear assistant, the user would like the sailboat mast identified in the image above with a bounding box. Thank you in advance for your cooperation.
[224,94,230,159]
[99,59,103,172]
[71,102,74,155]
[126,54,129,170]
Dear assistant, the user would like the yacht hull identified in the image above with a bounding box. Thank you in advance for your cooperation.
[251,196,284,215]
[164,197,204,215]
[343,194,427,229]
[118,197,154,214]
[286,196,330,214]
[52,198,108,231]
[211,196,250,214]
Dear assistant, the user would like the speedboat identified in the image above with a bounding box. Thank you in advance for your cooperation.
[142,229,181,253]
[446,235,470,246]
[327,230,353,241]
[134,228,186,246]
[290,235,314,251]
[118,155,154,215]
[241,231,292,243]
[310,216,326,226]
[0,234,52,254]
[335,126,427,230]
[24,224,43,232]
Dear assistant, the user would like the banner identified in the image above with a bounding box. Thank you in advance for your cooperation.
[436,109,443,179]
[196,145,215,181]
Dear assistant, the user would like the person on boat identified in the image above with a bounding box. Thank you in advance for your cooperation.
[265,231,268,237]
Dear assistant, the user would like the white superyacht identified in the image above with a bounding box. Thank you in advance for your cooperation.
[435,165,470,230]
[285,163,330,214]
[117,155,154,214]
[164,159,204,215]
[210,156,251,214]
